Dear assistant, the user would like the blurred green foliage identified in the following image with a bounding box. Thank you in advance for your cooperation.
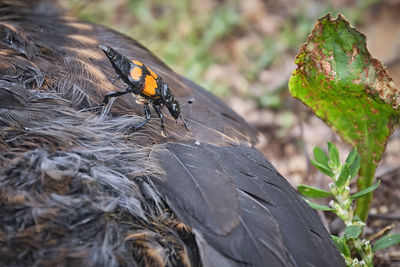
[66,0,378,103]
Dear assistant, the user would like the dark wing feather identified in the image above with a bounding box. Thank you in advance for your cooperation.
[157,142,345,267]
[214,145,345,266]
[179,77,258,146]
[156,143,240,236]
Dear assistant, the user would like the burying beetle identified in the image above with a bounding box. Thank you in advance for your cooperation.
[100,45,192,136]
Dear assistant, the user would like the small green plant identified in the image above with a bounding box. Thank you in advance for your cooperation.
[298,143,400,266]
[289,13,400,266]
[289,14,400,222]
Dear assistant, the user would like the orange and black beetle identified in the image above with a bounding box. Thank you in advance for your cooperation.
[100,45,190,136]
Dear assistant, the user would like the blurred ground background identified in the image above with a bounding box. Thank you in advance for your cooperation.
[63,0,400,265]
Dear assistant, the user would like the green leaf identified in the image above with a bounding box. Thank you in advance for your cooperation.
[313,147,330,168]
[345,148,361,179]
[350,180,380,200]
[310,158,334,177]
[288,14,400,221]
[303,199,334,211]
[298,185,332,198]
[336,163,350,187]
[373,234,400,252]
[345,148,358,166]
[328,142,340,169]
[344,225,363,240]
[331,235,351,257]
[349,152,361,179]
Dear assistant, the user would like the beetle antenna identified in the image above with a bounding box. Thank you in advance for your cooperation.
[181,98,194,108]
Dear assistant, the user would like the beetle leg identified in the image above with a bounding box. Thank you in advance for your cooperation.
[180,115,190,131]
[152,104,167,137]
[111,75,120,84]
[102,86,132,105]
[131,103,151,131]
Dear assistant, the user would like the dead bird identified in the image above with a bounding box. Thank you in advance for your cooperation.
[0,1,345,266]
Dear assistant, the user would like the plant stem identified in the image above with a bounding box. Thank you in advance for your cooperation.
[355,151,376,222]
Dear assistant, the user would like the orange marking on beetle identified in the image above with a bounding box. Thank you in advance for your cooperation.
[142,75,158,97]
[130,66,143,81]
[147,66,158,79]
[132,59,143,66]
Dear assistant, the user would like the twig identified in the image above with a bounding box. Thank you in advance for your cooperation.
[367,224,395,242]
